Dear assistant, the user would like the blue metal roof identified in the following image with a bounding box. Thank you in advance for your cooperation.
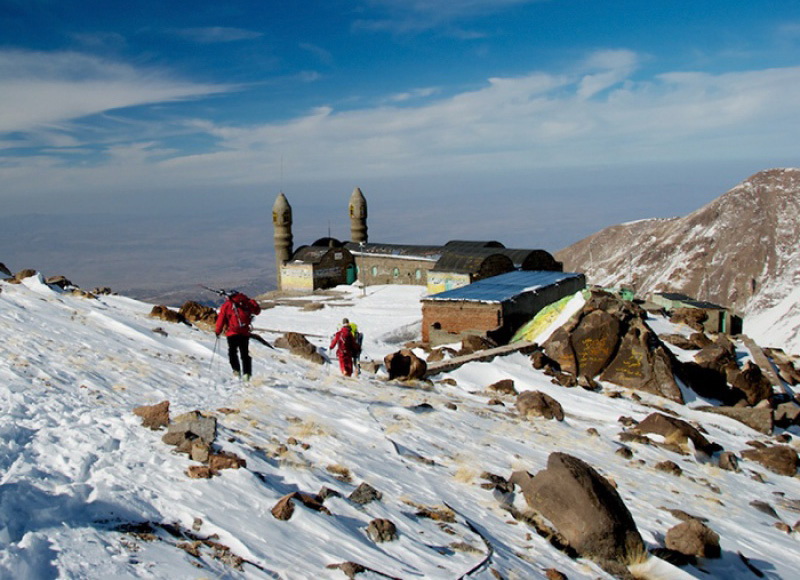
[426,270,583,303]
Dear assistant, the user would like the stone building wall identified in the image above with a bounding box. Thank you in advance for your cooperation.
[355,256,435,286]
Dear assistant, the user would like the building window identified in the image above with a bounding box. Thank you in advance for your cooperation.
[415,269,422,280]
[371,266,378,276]
[392,268,400,278]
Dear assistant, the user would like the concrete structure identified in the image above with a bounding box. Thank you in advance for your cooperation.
[422,270,586,346]
[272,193,293,289]
[272,188,563,294]
[648,292,743,334]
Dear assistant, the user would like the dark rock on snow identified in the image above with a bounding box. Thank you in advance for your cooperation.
[510,452,645,563]
[516,391,564,421]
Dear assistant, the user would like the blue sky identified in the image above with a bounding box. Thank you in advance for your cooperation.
[2,0,799,293]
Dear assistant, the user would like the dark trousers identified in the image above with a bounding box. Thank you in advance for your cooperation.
[226,334,252,376]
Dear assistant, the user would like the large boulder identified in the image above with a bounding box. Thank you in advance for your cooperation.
[599,318,683,403]
[570,310,621,377]
[696,406,773,435]
[634,413,720,456]
[516,391,564,421]
[384,349,427,380]
[726,361,773,406]
[510,453,644,563]
[542,327,578,376]
[740,445,799,476]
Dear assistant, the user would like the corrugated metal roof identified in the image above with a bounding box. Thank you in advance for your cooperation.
[425,270,584,303]
[432,250,514,274]
[344,242,443,261]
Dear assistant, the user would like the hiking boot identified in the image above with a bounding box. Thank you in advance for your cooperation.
[233,371,241,379]
[243,374,251,382]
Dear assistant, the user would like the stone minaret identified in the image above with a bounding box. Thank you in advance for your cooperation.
[349,187,368,243]
[272,192,293,289]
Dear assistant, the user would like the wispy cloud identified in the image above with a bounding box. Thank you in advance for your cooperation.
[0,50,235,134]
[354,0,539,36]
[173,27,263,43]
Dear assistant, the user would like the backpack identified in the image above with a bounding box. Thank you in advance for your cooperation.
[229,293,259,334]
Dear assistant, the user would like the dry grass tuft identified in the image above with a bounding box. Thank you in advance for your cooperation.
[326,464,353,482]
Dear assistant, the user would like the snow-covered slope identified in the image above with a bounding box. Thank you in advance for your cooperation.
[556,168,800,355]
[1,277,800,579]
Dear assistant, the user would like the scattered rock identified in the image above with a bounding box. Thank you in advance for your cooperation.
[163,411,217,447]
[326,562,366,579]
[655,460,682,476]
[665,519,721,559]
[149,305,188,325]
[586,427,600,437]
[10,269,37,284]
[348,482,382,505]
[444,402,458,410]
[133,400,170,430]
[459,334,497,355]
[741,445,799,476]
[545,569,567,580]
[0,263,12,278]
[384,349,427,380]
[510,452,644,562]
[577,374,600,391]
[271,492,330,521]
[274,332,325,365]
[179,301,217,329]
[487,379,517,396]
[718,451,740,472]
[45,275,72,289]
[208,451,246,472]
[487,398,504,406]
[366,518,397,543]
[727,361,773,407]
[550,371,578,388]
[670,308,707,331]
[634,413,720,456]
[516,391,564,421]
[615,446,633,459]
[186,465,214,479]
[749,500,780,519]
[774,402,800,428]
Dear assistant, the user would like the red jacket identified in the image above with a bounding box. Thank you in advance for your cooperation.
[215,293,261,337]
[330,325,356,358]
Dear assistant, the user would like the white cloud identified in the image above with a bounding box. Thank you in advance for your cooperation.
[0,50,234,134]
[2,49,799,207]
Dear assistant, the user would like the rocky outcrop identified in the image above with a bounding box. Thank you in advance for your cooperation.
[541,290,684,403]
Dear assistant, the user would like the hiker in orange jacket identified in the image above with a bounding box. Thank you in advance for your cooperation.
[329,318,357,376]
[215,291,261,380]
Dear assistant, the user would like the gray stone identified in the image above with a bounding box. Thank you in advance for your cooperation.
[366,518,397,543]
[665,519,721,559]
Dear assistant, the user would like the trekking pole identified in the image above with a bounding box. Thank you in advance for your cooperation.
[208,334,220,379]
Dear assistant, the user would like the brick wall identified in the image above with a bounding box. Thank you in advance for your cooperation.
[421,302,502,343]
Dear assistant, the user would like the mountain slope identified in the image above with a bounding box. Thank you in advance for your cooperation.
[1,276,800,579]
[556,168,800,353]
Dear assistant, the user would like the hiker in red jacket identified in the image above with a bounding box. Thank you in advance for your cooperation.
[329,318,356,376]
[215,291,261,380]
